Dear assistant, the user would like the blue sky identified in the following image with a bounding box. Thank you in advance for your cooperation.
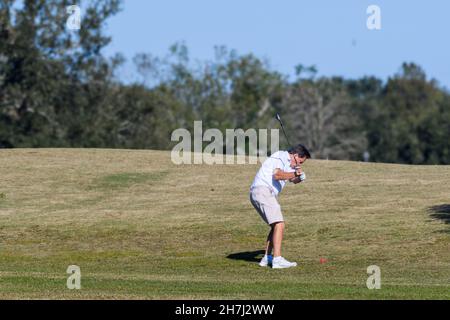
[103,0,450,89]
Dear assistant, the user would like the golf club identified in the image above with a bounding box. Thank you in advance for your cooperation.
[275,113,293,148]
[275,113,301,171]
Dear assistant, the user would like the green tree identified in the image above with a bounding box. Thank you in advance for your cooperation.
[370,63,447,164]
[0,0,121,147]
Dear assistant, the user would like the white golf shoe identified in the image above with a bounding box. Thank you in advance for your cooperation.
[272,256,297,269]
[259,254,273,267]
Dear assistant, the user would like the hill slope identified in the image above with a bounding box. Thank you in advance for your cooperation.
[0,149,449,299]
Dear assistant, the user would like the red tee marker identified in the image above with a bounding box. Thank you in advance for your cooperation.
[319,258,328,264]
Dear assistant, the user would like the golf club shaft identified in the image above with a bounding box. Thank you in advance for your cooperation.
[280,123,292,147]
[276,113,300,169]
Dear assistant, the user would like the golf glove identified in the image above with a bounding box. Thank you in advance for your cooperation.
[299,172,306,181]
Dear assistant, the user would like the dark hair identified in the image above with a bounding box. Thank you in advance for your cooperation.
[288,144,311,159]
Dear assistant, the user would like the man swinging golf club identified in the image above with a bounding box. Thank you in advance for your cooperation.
[250,115,311,269]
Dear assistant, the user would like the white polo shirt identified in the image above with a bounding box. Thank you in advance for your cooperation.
[250,151,295,196]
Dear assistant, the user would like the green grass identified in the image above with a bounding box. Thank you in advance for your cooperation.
[0,148,449,299]
[90,171,169,190]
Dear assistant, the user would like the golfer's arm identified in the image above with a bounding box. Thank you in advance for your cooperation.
[273,169,296,181]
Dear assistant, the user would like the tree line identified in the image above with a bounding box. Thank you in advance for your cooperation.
[1,0,449,164]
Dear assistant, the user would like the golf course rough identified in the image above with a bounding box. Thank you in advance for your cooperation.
[0,149,449,299]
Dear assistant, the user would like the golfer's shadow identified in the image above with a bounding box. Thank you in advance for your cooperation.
[226,250,265,263]
[428,204,450,232]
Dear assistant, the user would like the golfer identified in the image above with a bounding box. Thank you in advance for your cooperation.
[250,144,311,269]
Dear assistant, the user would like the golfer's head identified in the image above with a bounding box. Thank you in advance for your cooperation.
[288,144,311,167]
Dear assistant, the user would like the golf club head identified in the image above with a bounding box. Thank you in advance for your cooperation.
[275,113,281,122]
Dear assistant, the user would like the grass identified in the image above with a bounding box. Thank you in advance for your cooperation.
[90,171,168,190]
[0,148,449,299]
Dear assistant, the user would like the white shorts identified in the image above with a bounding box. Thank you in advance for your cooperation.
[250,186,284,225]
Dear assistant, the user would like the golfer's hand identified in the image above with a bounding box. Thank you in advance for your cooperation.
[290,176,302,184]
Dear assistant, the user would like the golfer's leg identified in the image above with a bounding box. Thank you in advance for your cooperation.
[265,226,274,256]
[272,222,285,258]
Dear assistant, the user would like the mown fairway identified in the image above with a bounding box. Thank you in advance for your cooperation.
[0,149,449,299]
